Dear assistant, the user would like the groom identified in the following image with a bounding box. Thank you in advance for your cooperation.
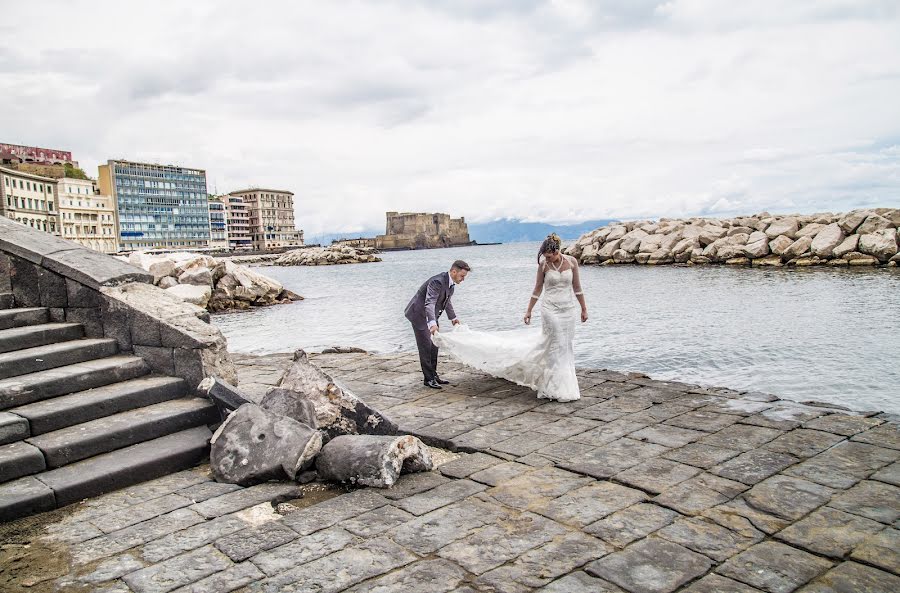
[405,260,470,389]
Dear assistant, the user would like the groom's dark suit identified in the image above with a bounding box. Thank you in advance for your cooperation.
[405,272,457,383]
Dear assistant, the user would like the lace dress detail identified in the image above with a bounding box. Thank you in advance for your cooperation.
[432,255,581,401]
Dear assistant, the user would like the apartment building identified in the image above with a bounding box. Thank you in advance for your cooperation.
[228,188,303,251]
[0,166,60,235]
[57,177,119,254]
[207,196,229,250]
[223,194,252,250]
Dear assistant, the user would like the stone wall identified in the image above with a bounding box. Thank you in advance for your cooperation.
[375,211,471,250]
[0,217,237,389]
[566,209,900,268]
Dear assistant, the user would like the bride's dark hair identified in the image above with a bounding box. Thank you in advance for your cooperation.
[538,233,562,263]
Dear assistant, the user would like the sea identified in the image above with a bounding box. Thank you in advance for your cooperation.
[213,242,900,415]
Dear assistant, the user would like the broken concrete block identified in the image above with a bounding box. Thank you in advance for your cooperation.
[315,434,434,488]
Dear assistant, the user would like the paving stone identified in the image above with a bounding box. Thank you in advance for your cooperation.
[803,414,883,436]
[533,439,597,463]
[537,481,648,527]
[43,519,105,545]
[215,520,299,561]
[704,499,791,536]
[437,511,567,575]
[471,567,532,593]
[515,451,558,467]
[72,508,206,564]
[630,424,707,447]
[717,541,833,593]
[849,528,900,576]
[257,537,417,592]
[393,478,486,515]
[776,507,885,559]
[653,472,747,516]
[659,514,763,561]
[741,475,835,521]
[169,561,263,593]
[662,443,742,468]
[742,405,827,430]
[568,419,647,446]
[626,403,696,424]
[533,416,601,437]
[698,399,774,416]
[141,514,249,562]
[535,571,626,592]
[851,422,900,450]
[490,432,564,456]
[586,537,713,593]
[485,466,593,510]
[249,526,358,576]
[786,442,899,489]
[123,545,233,593]
[469,461,533,486]
[389,497,511,554]
[700,424,784,451]
[585,502,681,548]
[870,461,900,486]
[177,481,243,503]
[91,494,194,533]
[681,574,764,592]
[615,458,701,494]
[438,452,504,478]
[764,429,846,459]
[381,471,450,500]
[339,505,414,537]
[77,553,146,584]
[344,559,468,593]
[796,561,900,593]
[189,483,303,519]
[502,531,613,588]
[281,489,388,535]
[418,419,482,442]
[665,410,740,432]
[559,438,668,479]
[828,480,900,524]
[711,449,799,484]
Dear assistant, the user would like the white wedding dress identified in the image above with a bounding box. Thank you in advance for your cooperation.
[432,254,583,401]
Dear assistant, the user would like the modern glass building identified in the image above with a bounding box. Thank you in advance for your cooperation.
[98,159,210,251]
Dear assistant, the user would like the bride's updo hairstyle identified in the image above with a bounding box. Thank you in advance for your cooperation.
[538,233,562,263]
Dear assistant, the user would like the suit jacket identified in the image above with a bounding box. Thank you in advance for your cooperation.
[405,272,457,330]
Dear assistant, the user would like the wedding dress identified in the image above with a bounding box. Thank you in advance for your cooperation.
[432,254,583,401]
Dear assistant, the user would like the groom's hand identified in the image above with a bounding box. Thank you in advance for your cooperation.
[430,325,439,335]
[452,319,461,326]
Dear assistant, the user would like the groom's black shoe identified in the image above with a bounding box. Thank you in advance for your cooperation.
[434,376,450,385]
[424,379,443,389]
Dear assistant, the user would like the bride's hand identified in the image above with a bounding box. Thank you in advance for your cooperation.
[581,308,588,323]
[523,312,531,325]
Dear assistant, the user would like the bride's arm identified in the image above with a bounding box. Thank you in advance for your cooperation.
[524,261,545,324]
[569,255,588,322]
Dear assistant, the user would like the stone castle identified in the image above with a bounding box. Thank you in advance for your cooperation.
[374,211,472,250]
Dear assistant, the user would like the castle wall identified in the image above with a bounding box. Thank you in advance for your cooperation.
[376,211,471,250]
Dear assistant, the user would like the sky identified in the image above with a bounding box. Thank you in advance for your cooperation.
[2,0,900,236]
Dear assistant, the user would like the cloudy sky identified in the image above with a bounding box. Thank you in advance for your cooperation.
[3,1,900,236]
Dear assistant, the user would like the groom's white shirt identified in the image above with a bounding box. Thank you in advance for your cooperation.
[426,272,458,330]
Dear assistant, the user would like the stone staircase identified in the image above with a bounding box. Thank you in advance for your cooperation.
[0,304,218,522]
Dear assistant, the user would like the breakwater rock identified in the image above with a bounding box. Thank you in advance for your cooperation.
[126,252,302,312]
[273,245,381,266]
[566,209,900,268]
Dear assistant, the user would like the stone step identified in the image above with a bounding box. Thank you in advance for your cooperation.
[25,398,218,469]
[0,440,45,484]
[0,307,49,330]
[0,322,83,354]
[0,426,212,521]
[0,338,119,380]
[0,355,149,410]
[0,294,13,309]
[9,376,187,435]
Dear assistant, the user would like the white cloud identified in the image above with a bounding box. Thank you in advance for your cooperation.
[1,0,899,235]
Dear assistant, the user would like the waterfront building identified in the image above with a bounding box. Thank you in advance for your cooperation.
[223,194,252,251]
[0,143,77,166]
[228,188,303,251]
[0,166,60,235]
[98,160,211,251]
[57,177,119,254]
[375,211,471,249]
[207,196,229,250]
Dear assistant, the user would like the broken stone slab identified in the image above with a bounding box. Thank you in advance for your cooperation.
[315,434,433,488]
[198,376,252,418]
[210,403,323,485]
[260,387,318,428]
[277,349,397,439]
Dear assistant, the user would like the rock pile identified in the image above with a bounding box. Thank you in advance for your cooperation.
[273,245,381,266]
[566,209,900,268]
[126,251,302,311]
[203,350,429,488]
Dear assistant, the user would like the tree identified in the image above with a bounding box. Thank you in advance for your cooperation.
[64,163,89,180]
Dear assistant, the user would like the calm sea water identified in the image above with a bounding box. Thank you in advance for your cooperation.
[213,242,900,414]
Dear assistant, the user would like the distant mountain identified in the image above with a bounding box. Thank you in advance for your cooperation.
[467,218,617,244]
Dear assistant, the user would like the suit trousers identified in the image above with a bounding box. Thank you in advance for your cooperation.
[412,323,438,382]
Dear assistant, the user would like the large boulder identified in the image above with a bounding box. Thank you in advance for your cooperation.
[832,234,860,258]
[277,350,397,439]
[795,223,825,238]
[783,236,813,259]
[769,235,794,256]
[765,218,800,239]
[837,210,871,234]
[809,223,844,258]
[158,276,179,290]
[747,231,767,244]
[165,284,212,308]
[605,225,628,241]
[698,226,727,246]
[178,267,213,287]
[597,239,622,260]
[743,239,769,259]
[647,248,672,265]
[857,214,894,235]
[210,404,323,485]
[612,249,634,263]
[638,234,665,253]
[580,243,600,264]
[858,230,898,262]
[315,434,433,488]
[149,260,176,284]
[260,387,319,428]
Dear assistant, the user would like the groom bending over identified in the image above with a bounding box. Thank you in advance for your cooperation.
[405,260,469,389]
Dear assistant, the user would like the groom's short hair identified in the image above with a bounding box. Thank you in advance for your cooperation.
[451,260,471,271]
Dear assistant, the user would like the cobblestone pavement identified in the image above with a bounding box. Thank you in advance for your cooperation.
[15,351,900,593]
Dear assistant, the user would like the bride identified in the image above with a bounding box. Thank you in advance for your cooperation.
[432,234,588,401]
